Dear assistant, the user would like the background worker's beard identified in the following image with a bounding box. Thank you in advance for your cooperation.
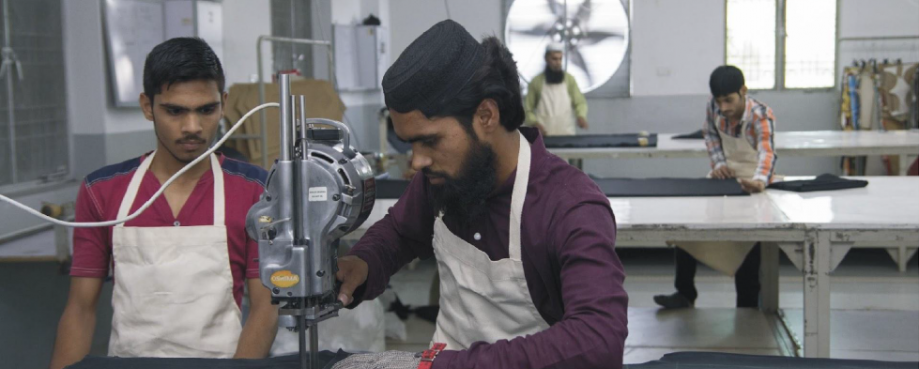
[427,137,498,226]
[545,65,565,84]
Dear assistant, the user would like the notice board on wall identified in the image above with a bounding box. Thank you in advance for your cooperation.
[103,0,166,107]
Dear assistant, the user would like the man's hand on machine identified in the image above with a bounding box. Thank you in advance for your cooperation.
[711,165,735,179]
[738,178,766,193]
[336,256,369,306]
[331,351,422,369]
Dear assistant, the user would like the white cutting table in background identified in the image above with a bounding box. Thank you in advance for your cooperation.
[549,130,919,175]
[767,176,919,358]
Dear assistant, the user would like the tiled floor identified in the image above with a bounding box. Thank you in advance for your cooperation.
[382,248,919,363]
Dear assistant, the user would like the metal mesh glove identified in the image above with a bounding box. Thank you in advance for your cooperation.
[331,350,422,369]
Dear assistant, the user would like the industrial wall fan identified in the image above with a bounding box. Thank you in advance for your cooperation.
[505,0,629,93]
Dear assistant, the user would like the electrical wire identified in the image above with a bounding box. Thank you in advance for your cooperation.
[0,102,280,228]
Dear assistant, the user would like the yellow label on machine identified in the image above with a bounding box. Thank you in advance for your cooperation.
[270,270,300,288]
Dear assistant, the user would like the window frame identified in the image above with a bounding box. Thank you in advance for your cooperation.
[724,0,840,91]
[0,0,73,193]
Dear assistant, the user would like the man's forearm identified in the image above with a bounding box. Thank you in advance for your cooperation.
[49,305,96,369]
[234,304,278,359]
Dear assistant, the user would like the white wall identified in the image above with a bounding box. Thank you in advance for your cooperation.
[840,0,919,38]
[630,0,725,96]
[64,0,150,136]
[388,0,502,66]
[65,0,275,159]
[838,0,919,74]
[223,0,273,86]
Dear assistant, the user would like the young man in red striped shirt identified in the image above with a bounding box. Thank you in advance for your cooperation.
[50,38,277,369]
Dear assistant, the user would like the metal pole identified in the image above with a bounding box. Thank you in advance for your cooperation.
[838,35,919,41]
[256,36,333,167]
[299,95,308,157]
[563,0,568,72]
[775,0,786,90]
[279,74,292,161]
[257,38,269,168]
[299,314,308,369]
[3,0,17,183]
[309,324,319,369]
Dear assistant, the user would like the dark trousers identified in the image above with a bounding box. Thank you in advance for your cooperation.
[674,243,761,308]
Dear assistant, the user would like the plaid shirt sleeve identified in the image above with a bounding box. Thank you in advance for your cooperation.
[750,105,777,183]
[703,99,727,169]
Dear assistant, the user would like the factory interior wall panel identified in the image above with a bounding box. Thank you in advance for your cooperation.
[388,0,502,69]
[103,130,157,167]
[341,101,384,154]
[630,0,725,97]
[839,0,919,39]
[72,134,109,181]
[312,0,332,81]
[222,0,273,86]
[0,184,79,240]
[0,262,114,369]
[340,90,385,153]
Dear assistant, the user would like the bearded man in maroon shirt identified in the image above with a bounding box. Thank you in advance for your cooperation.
[331,20,628,369]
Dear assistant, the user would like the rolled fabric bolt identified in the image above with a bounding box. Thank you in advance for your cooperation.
[638,137,649,147]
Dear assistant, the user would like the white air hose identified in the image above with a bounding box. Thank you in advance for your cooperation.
[0,102,279,228]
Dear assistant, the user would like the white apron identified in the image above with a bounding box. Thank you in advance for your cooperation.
[109,151,242,358]
[430,131,551,349]
[678,120,760,276]
[535,78,576,136]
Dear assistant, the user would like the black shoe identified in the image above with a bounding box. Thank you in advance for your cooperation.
[653,292,694,309]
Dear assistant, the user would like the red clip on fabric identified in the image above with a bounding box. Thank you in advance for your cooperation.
[417,343,446,369]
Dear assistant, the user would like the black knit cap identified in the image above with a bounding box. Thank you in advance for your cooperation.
[383,20,485,116]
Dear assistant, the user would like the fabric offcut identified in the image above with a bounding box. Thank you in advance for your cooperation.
[625,351,917,369]
[65,350,351,369]
[542,133,658,148]
[673,129,704,139]
[375,178,747,199]
[768,174,868,192]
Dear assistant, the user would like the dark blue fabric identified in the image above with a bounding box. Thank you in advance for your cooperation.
[542,133,658,148]
[65,350,351,369]
[768,174,868,192]
[627,351,917,369]
[374,177,747,199]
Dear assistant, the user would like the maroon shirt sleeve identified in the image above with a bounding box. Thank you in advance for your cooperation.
[433,191,628,369]
[70,181,111,278]
[347,173,436,303]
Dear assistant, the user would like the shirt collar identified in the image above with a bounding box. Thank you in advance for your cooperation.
[492,127,544,198]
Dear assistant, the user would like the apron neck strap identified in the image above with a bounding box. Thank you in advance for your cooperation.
[508,131,531,261]
[210,154,225,225]
[115,151,226,227]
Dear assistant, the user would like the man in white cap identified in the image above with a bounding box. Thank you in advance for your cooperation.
[524,42,589,136]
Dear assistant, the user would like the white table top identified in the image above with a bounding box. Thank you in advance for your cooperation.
[549,130,919,159]
[354,193,802,244]
[362,194,789,231]
[767,176,919,231]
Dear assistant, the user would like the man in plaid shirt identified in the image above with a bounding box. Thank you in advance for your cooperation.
[654,65,777,310]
